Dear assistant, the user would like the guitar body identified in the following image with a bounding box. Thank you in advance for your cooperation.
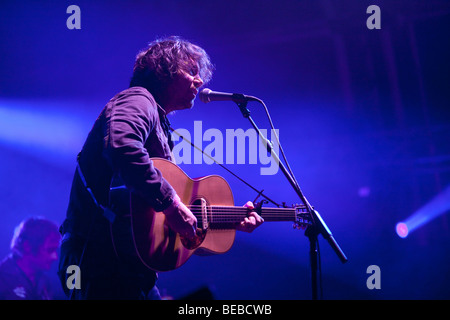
[109,158,236,272]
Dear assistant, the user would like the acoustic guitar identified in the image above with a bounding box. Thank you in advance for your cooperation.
[109,158,311,272]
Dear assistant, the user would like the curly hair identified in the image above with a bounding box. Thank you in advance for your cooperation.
[130,36,214,94]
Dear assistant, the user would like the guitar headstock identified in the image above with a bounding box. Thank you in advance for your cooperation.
[292,204,313,230]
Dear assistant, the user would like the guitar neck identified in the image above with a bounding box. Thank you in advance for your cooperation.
[189,205,300,224]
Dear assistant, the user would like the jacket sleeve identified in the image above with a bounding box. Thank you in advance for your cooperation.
[103,91,176,212]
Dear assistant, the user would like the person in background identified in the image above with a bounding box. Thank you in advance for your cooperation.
[0,217,61,300]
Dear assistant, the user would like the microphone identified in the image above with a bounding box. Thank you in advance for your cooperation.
[199,88,259,104]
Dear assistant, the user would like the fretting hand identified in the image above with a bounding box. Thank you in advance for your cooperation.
[236,201,264,233]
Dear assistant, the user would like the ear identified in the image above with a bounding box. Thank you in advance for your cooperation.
[21,240,33,255]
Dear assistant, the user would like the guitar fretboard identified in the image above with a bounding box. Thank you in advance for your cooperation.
[188,205,307,224]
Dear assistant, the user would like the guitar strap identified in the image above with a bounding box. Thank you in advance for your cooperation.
[76,154,116,224]
[77,122,278,224]
[64,155,118,299]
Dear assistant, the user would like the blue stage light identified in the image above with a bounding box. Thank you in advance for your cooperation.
[0,99,93,165]
[396,185,450,238]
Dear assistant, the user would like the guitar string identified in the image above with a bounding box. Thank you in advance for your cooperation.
[186,206,302,215]
[186,206,301,215]
[186,205,300,211]
[187,208,305,220]
[187,209,297,215]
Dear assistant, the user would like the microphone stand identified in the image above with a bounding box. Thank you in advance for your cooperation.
[233,96,348,300]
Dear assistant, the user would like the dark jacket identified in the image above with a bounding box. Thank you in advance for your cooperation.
[60,86,176,240]
[0,254,53,300]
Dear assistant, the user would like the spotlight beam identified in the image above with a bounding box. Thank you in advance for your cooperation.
[396,185,450,238]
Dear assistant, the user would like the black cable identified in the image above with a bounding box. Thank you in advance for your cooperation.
[252,98,325,299]
[253,98,301,192]
[170,127,281,207]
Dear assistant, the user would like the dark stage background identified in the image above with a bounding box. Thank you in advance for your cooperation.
[0,0,449,300]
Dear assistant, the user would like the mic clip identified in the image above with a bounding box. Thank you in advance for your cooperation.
[234,97,251,118]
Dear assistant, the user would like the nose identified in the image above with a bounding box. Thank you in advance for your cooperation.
[193,75,203,88]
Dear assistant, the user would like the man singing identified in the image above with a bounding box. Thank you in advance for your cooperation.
[58,36,263,300]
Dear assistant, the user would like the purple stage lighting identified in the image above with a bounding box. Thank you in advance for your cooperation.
[395,222,409,238]
[396,185,450,239]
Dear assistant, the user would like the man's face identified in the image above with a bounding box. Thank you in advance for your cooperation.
[29,233,60,271]
[164,62,204,112]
